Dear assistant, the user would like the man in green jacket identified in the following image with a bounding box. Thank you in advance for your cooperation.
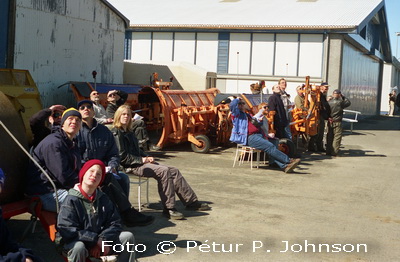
[326,89,351,156]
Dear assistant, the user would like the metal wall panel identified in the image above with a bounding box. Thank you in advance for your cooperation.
[13,0,125,107]
[341,42,380,115]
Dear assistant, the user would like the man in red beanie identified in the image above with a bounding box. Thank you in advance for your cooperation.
[57,160,135,262]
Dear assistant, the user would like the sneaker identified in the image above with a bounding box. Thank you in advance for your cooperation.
[149,144,161,151]
[284,158,300,173]
[163,208,185,220]
[121,208,155,227]
[185,201,211,211]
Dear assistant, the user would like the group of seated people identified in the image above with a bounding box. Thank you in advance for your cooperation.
[23,91,211,261]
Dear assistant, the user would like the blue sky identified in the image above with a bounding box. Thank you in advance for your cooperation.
[385,0,400,58]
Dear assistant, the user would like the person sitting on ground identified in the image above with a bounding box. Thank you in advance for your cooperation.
[229,97,300,173]
[106,90,128,119]
[90,90,113,124]
[0,168,43,262]
[76,100,154,227]
[57,160,135,262]
[29,105,66,147]
[111,105,211,220]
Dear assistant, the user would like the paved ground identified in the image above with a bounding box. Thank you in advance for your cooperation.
[6,115,400,262]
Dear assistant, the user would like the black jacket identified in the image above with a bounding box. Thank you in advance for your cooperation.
[320,93,331,120]
[328,96,351,121]
[268,93,288,128]
[76,119,120,171]
[26,128,81,195]
[111,128,148,168]
[57,187,122,247]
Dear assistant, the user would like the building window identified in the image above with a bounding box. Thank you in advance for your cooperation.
[217,33,230,74]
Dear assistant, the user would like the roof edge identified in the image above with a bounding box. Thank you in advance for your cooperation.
[101,0,130,28]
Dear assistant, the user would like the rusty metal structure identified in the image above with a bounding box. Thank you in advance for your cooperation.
[290,76,321,143]
[68,82,232,153]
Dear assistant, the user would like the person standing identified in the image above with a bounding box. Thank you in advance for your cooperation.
[268,84,290,139]
[307,82,331,152]
[326,89,351,156]
[388,90,396,116]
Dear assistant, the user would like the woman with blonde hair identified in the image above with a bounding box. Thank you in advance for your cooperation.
[111,105,211,220]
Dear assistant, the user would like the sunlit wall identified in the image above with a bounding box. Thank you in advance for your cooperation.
[341,42,380,115]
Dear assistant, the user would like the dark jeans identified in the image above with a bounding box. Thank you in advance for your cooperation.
[248,133,290,169]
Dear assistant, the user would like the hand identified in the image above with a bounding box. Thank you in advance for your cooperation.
[107,118,114,123]
[142,156,154,163]
[268,133,275,138]
[25,258,34,262]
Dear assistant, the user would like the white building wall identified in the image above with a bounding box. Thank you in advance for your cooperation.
[195,33,218,72]
[152,32,173,61]
[132,32,152,61]
[274,34,298,76]
[251,33,274,75]
[174,32,196,64]
[298,34,324,77]
[14,0,126,106]
[228,33,251,75]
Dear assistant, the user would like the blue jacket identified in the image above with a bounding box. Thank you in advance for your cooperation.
[57,188,122,247]
[229,99,250,145]
[76,119,120,171]
[26,128,81,195]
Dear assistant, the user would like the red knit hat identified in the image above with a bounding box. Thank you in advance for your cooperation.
[79,159,106,186]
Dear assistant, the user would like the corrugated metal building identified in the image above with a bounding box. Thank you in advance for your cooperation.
[109,0,394,115]
[0,0,129,106]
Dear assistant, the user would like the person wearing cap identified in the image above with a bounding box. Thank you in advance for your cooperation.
[90,90,113,124]
[29,104,67,147]
[76,100,154,227]
[111,105,211,220]
[326,89,351,156]
[308,82,332,152]
[26,108,83,212]
[57,160,135,262]
[106,90,128,119]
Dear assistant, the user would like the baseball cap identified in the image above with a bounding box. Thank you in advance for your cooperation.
[333,89,341,94]
[321,82,330,86]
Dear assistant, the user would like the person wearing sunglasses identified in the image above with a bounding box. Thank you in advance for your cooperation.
[29,104,66,147]
[105,90,128,119]
[229,97,300,173]
[76,100,154,227]
[90,90,113,125]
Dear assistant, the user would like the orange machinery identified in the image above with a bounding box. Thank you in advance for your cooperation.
[290,76,321,143]
[68,82,231,153]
